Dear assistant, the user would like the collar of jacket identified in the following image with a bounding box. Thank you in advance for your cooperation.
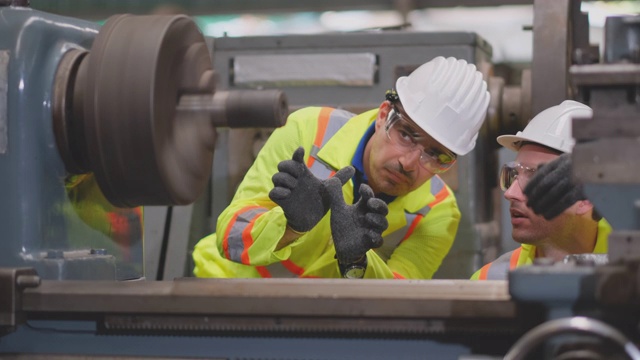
[520,217,612,265]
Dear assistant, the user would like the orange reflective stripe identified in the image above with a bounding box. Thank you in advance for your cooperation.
[256,266,271,278]
[240,214,261,265]
[281,259,305,276]
[307,107,333,168]
[107,213,129,259]
[509,247,522,270]
[107,213,129,236]
[108,211,141,260]
[478,263,491,280]
[393,272,406,279]
[427,183,450,208]
[222,205,262,260]
[400,214,423,242]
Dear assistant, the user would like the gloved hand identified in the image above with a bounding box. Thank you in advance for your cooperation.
[269,146,355,233]
[524,153,587,220]
[324,179,389,265]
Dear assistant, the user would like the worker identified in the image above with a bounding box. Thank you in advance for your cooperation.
[471,100,611,280]
[59,173,144,279]
[193,56,490,279]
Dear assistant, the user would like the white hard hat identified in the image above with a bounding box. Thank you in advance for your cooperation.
[496,100,592,154]
[395,56,490,156]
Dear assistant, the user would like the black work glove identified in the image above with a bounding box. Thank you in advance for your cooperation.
[324,179,389,265]
[524,153,587,220]
[269,146,355,233]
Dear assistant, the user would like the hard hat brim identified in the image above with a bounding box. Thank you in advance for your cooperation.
[496,134,526,153]
[496,133,569,153]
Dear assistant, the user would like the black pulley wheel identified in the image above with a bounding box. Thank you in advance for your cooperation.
[82,14,215,207]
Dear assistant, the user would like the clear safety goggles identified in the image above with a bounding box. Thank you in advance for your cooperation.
[499,161,537,191]
[384,108,457,174]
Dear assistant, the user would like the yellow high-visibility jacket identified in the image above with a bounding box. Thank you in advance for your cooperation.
[193,107,461,279]
[471,219,611,280]
[64,173,144,278]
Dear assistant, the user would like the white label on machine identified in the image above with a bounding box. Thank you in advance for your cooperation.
[0,50,7,154]
[232,53,377,87]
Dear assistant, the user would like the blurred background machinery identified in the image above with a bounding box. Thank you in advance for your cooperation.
[1,0,640,359]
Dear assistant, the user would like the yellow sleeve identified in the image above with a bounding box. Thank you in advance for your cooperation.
[364,186,461,279]
[470,268,482,280]
[213,107,322,266]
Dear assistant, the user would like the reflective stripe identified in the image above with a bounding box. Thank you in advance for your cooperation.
[222,206,268,264]
[264,107,449,276]
[307,107,334,169]
[374,206,430,262]
[256,266,271,278]
[262,108,356,278]
[427,176,447,207]
[374,177,447,262]
[509,247,521,269]
[478,263,491,280]
[107,208,143,261]
[481,247,523,280]
[308,108,356,178]
[261,260,306,278]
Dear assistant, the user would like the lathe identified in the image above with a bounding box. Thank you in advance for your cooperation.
[1,0,640,359]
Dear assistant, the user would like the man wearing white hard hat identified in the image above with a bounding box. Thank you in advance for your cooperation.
[193,56,490,279]
[472,100,612,280]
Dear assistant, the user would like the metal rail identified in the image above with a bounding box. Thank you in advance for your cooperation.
[11,278,519,337]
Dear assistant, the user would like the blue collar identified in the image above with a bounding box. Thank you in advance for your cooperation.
[351,123,396,204]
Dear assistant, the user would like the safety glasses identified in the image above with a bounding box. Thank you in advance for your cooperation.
[499,161,537,191]
[384,108,457,174]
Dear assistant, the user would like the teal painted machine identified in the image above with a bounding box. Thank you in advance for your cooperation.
[0,3,287,281]
[0,6,127,279]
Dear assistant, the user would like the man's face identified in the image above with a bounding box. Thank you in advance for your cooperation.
[364,102,452,196]
[504,143,572,245]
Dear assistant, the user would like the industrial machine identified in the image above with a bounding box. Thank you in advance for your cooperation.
[0,3,287,282]
[506,9,640,359]
[1,0,640,359]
